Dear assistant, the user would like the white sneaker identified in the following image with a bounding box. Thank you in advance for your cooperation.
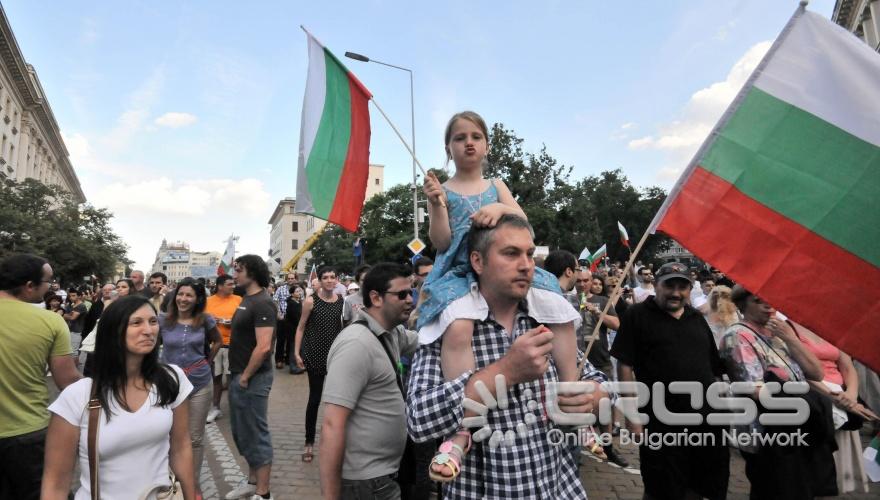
[224,480,256,499]
[206,407,222,423]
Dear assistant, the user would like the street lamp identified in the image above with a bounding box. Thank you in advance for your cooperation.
[344,51,419,243]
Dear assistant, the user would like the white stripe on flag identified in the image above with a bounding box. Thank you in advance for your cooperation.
[296,33,328,214]
[754,11,880,147]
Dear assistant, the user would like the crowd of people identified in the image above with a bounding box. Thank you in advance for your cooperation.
[1,109,879,500]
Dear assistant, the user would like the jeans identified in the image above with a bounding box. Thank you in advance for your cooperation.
[188,381,213,487]
[341,474,401,500]
[305,370,325,445]
[0,428,47,500]
[229,370,274,468]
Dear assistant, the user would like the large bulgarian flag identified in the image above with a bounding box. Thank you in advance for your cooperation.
[295,29,372,232]
[650,7,880,371]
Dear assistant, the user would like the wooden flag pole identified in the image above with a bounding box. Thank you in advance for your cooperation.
[370,99,445,208]
[580,224,652,373]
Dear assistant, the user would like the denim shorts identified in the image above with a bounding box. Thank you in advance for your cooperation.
[229,369,273,467]
[340,474,400,500]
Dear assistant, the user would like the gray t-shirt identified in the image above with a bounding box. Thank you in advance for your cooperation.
[322,311,418,480]
[342,292,364,323]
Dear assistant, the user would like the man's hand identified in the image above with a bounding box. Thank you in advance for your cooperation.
[238,377,249,389]
[557,381,606,416]
[501,325,553,385]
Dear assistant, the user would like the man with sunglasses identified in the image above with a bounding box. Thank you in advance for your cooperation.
[633,266,656,304]
[321,263,419,500]
[411,256,434,304]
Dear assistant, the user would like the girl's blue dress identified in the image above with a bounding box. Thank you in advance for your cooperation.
[416,180,579,344]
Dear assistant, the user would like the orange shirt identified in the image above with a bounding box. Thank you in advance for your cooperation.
[205,293,242,345]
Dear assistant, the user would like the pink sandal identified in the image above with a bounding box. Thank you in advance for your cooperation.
[429,429,472,482]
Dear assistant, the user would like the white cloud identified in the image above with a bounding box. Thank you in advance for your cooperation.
[155,112,198,128]
[620,122,635,130]
[92,177,271,217]
[627,41,772,181]
[103,66,165,152]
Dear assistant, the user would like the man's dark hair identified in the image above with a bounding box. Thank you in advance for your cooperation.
[317,265,336,280]
[361,263,411,308]
[149,272,168,284]
[0,254,48,296]
[467,214,534,259]
[234,254,271,288]
[413,256,434,275]
[353,264,371,284]
[216,275,233,286]
[544,250,577,279]
[93,295,180,418]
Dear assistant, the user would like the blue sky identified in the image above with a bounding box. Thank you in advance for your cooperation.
[4,0,835,270]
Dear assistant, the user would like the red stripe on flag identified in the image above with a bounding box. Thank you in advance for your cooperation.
[658,167,880,371]
[327,77,372,232]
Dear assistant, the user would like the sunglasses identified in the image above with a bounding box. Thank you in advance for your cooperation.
[384,289,411,300]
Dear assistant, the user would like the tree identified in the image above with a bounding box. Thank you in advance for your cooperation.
[0,179,130,284]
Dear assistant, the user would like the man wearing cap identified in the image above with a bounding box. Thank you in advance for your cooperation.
[611,262,729,500]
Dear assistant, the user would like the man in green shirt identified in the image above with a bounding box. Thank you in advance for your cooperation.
[0,254,81,499]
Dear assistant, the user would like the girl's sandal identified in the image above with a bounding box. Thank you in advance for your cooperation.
[428,430,471,483]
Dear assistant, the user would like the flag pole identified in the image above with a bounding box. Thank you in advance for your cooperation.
[580,224,653,372]
[370,98,445,208]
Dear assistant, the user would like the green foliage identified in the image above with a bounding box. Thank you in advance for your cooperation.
[0,179,130,284]
[309,123,671,269]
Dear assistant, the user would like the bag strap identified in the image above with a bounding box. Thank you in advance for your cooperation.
[733,322,801,382]
[353,319,404,396]
[87,381,101,500]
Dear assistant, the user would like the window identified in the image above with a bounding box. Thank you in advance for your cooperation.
[375,178,380,185]
[291,239,299,250]
[292,221,299,232]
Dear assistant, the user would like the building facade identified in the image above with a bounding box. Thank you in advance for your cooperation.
[150,239,221,281]
[833,0,880,50]
[268,164,384,278]
[0,5,84,202]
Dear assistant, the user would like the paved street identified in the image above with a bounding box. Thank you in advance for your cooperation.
[200,369,880,500]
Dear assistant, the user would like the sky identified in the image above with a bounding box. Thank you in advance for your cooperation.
[3,0,836,271]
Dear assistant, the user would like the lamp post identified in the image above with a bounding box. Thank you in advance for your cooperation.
[344,51,419,243]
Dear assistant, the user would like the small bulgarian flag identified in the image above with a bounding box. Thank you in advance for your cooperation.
[578,247,591,264]
[295,28,372,232]
[618,221,630,248]
[650,7,880,371]
[589,244,607,271]
[217,235,236,276]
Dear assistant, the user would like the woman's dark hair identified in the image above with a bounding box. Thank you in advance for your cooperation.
[591,277,608,297]
[92,295,180,419]
[164,277,207,329]
[234,254,271,288]
[44,293,61,308]
[115,278,135,291]
[361,263,411,308]
[317,265,337,280]
[0,253,48,295]
[730,285,753,313]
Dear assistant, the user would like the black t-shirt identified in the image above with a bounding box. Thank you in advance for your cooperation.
[67,303,88,333]
[229,290,277,374]
[610,296,723,431]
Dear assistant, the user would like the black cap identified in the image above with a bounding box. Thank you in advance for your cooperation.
[655,262,691,284]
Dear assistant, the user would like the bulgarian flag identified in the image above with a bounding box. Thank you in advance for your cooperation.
[589,244,607,271]
[618,221,630,248]
[217,235,236,276]
[578,247,591,264]
[650,7,880,371]
[295,29,372,232]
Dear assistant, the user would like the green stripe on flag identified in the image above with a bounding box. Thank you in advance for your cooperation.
[305,49,353,218]
[702,87,880,267]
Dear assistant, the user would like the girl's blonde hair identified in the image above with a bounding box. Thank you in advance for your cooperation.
[444,111,489,161]
[709,285,738,328]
